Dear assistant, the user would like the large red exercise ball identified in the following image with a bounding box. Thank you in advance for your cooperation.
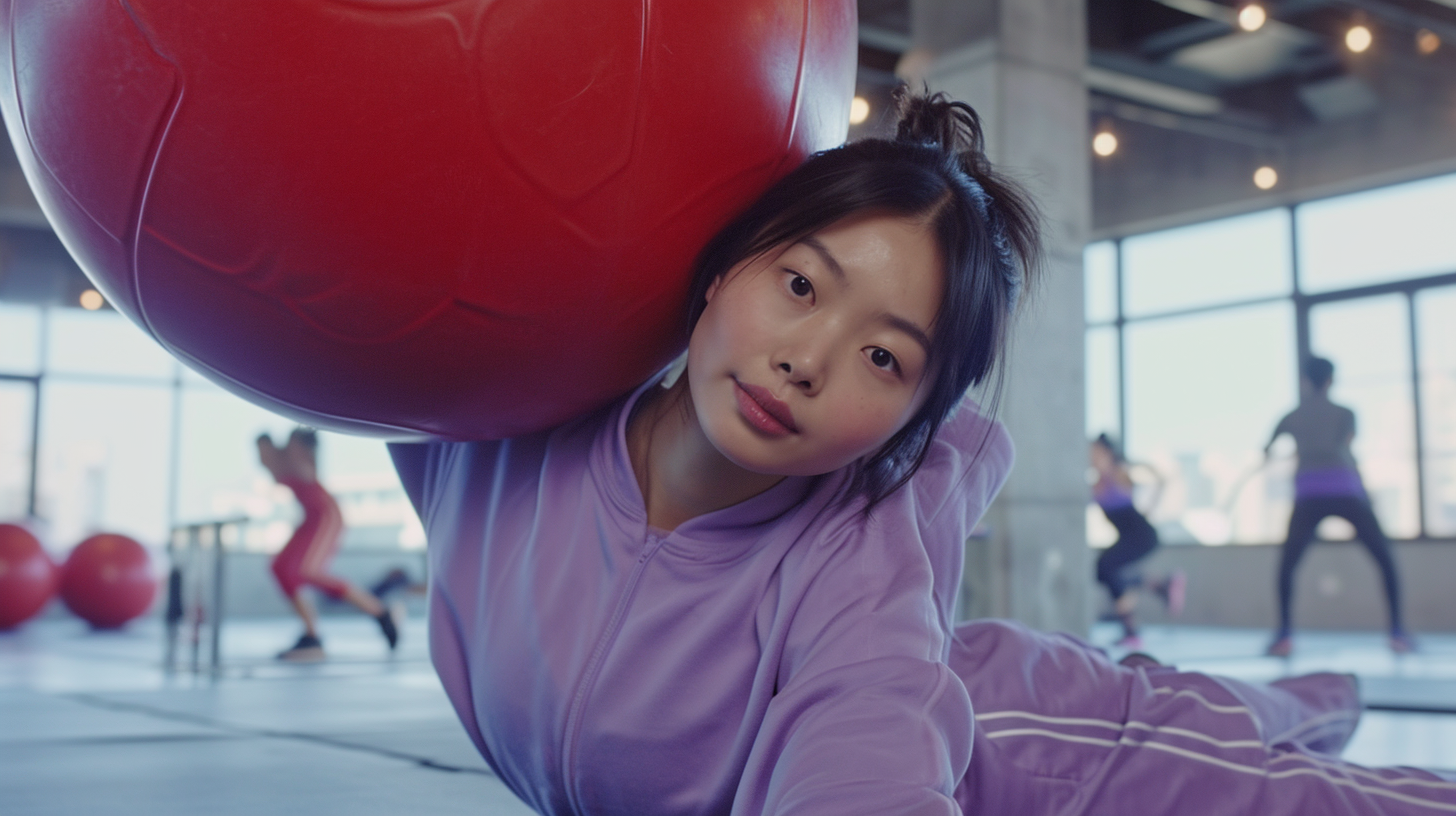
[0,1,856,439]
[59,534,157,629]
[0,523,57,629]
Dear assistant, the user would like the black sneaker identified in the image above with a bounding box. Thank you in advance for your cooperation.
[277,633,325,662]
[376,609,399,651]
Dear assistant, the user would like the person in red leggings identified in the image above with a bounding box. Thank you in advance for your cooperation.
[258,428,398,660]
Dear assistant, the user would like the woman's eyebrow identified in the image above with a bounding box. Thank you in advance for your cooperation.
[882,313,932,358]
[797,236,845,282]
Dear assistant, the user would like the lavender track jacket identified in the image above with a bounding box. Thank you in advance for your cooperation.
[390,381,1011,816]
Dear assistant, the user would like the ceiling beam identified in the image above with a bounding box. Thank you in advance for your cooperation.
[1149,0,1239,25]
[1090,95,1283,149]
[1265,0,1456,45]
[1090,49,1223,95]
[1085,66,1224,114]
[859,23,912,54]
[1142,0,1324,62]
[1323,0,1456,45]
[1139,18,1233,58]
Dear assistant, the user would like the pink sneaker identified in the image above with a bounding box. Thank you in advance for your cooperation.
[1389,633,1417,654]
[1115,633,1144,651]
[1265,635,1293,657]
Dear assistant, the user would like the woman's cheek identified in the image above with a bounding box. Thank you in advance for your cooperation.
[829,397,907,454]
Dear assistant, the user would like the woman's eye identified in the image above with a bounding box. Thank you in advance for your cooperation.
[869,347,897,371]
[788,275,812,297]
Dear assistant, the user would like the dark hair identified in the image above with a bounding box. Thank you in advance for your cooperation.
[1092,433,1124,463]
[685,89,1042,508]
[1303,356,1334,390]
[288,427,319,453]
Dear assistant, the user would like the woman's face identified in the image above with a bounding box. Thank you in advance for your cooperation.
[1090,442,1114,472]
[686,213,943,477]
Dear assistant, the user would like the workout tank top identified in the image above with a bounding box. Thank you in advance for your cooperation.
[1093,478,1134,511]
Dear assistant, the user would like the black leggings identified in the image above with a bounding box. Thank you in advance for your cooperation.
[1097,506,1160,601]
[1276,495,1404,635]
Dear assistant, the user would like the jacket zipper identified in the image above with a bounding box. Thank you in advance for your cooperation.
[560,533,665,814]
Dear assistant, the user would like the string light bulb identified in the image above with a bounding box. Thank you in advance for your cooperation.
[1237,4,1267,32]
[849,96,870,125]
[1253,166,1278,190]
[79,289,104,310]
[1346,25,1373,53]
[1416,29,1441,56]
[1092,130,1119,157]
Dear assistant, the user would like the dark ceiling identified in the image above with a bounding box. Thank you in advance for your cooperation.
[855,0,1456,145]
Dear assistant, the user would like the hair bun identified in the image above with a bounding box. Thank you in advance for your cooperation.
[892,88,1041,315]
[894,90,990,174]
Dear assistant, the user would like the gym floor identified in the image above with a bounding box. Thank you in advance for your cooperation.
[2,618,1453,815]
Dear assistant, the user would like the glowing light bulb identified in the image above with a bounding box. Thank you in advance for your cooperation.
[849,96,870,125]
[1253,166,1278,190]
[1346,25,1373,53]
[1237,4,1267,32]
[1092,131,1119,157]
[79,289,104,310]
[1416,29,1441,56]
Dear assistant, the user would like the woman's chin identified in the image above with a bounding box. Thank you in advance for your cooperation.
[706,427,849,479]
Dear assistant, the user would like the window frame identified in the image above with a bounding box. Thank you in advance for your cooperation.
[1093,191,1456,544]
[0,372,41,518]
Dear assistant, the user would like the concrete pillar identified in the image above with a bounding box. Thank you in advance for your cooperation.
[906,0,1092,634]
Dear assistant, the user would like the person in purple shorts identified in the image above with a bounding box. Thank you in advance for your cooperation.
[1264,356,1411,657]
[1090,432,1185,648]
[392,92,1455,814]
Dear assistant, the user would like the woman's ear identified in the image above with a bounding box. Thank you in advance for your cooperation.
[704,274,724,304]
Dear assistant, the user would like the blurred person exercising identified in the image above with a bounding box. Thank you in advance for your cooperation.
[1263,357,1410,657]
[1091,433,1184,648]
[258,428,399,660]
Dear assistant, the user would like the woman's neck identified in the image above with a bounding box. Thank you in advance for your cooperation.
[626,378,786,532]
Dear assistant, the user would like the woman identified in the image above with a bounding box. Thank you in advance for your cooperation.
[1264,356,1411,657]
[1091,433,1184,648]
[390,93,1453,814]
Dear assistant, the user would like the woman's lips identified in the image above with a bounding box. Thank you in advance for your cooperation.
[733,379,798,436]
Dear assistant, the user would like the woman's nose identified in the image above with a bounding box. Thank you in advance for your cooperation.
[773,335,829,393]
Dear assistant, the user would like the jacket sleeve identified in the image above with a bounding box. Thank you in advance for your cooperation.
[909,400,1015,630]
[389,439,484,532]
[730,518,975,816]
[387,440,443,523]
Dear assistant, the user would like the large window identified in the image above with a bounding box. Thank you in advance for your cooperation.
[37,379,174,550]
[1088,170,1456,545]
[0,379,34,519]
[0,304,40,373]
[0,306,420,558]
[1308,297,1419,538]
[1418,286,1456,536]
[1297,173,1456,294]
[1085,326,1120,440]
[1124,303,1296,544]
[1121,208,1291,318]
[1084,240,1119,325]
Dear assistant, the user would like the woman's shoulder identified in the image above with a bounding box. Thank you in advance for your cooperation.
[913,399,1013,512]
[387,394,628,514]
[794,403,1013,558]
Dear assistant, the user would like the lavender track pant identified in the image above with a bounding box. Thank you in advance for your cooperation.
[951,620,1456,815]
